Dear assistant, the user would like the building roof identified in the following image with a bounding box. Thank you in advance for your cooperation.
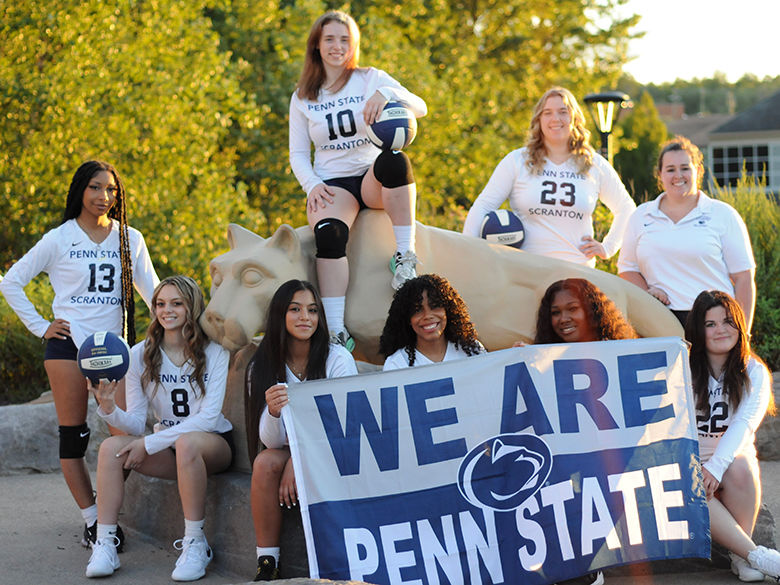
[712,89,780,133]
[665,115,732,148]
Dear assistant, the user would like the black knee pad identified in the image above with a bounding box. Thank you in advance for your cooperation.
[313,218,349,259]
[373,150,414,189]
[59,424,90,459]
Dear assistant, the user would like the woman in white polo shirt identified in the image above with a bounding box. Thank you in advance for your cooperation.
[617,136,755,329]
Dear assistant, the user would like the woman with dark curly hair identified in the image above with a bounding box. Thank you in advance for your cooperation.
[535,278,637,344]
[379,274,484,370]
[535,277,635,585]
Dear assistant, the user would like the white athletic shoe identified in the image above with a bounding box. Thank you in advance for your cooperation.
[731,551,766,582]
[390,250,418,290]
[171,536,212,581]
[748,545,780,580]
[86,536,121,578]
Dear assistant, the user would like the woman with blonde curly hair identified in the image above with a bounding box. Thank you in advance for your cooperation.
[85,276,233,581]
[379,274,484,370]
[618,136,755,329]
[463,87,635,266]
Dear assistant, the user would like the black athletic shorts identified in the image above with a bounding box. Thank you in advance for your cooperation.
[44,336,79,361]
[671,309,690,329]
[170,429,236,469]
[324,172,369,210]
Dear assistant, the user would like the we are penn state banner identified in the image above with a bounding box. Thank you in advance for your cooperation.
[283,337,710,584]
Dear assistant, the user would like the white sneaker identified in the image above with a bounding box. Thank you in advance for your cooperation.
[171,536,212,581]
[731,551,766,582]
[86,536,120,578]
[748,545,780,580]
[390,250,418,290]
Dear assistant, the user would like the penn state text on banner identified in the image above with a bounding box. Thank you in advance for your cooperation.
[283,337,710,585]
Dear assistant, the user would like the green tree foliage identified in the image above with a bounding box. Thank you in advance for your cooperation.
[644,73,780,116]
[206,0,640,232]
[714,176,780,370]
[0,0,253,283]
[613,90,668,204]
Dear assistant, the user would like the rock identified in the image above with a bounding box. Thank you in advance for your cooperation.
[0,402,60,474]
[756,372,780,461]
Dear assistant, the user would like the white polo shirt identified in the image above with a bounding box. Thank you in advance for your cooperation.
[617,191,754,310]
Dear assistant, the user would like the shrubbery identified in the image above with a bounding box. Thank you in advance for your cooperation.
[713,176,780,370]
[0,277,51,405]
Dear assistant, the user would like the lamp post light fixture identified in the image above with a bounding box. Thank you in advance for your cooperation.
[583,91,631,165]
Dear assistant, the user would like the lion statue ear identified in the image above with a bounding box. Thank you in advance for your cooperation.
[266,224,302,260]
[226,223,264,250]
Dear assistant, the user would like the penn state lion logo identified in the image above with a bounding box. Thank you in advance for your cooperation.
[458,434,552,511]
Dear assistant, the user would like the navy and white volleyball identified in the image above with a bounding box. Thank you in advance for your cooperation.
[480,209,525,248]
[78,331,130,383]
[367,101,417,150]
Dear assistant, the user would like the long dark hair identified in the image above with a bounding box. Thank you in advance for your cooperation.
[245,280,330,459]
[379,274,482,367]
[685,290,754,413]
[63,160,137,345]
[142,276,209,399]
[534,278,637,343]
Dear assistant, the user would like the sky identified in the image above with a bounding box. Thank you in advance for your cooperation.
[619,0,778,84]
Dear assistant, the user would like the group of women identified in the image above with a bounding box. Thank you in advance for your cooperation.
[0,7,773,585]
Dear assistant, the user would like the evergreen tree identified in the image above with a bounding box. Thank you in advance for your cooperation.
[613,90,668,204]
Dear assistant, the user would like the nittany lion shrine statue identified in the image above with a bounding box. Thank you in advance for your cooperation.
[200,210,682,362]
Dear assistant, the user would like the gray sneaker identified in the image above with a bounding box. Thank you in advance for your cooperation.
[390,250,418,290]
[329,329,355,352]
[731,551,765,582]
[748,545,780,580]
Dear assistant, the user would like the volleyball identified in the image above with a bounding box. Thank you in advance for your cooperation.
[366,101,417,150]
[78,331,131,383]
[480,210,525,249]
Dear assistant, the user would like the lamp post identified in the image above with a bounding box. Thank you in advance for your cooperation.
[583,91,631,165]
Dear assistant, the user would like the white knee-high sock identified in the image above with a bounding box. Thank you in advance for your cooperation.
[393,225,415,254]
[322,296,345,332]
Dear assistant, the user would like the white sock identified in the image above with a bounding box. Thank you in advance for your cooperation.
[322,296,345,333]
[96,523,117,541]
[256,547,280,562]
[81,504,98,527]
[393,225,415,255]
[184,518,205,540]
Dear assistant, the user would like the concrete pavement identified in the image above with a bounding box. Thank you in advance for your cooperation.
[2,462,779,584]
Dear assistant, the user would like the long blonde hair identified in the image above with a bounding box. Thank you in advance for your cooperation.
[142,276,209,398]
[525,87,594,174]
[296,11,361,101]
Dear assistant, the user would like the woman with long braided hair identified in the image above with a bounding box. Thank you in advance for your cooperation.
[0,160,158,549]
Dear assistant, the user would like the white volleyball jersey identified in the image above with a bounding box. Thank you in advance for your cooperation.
[617,191,755,310]
[289,67,427,195]
[99,340,232,455]
[697,357,771,482]
[0,219,158,348]
[462,148,635,265]
[258,344,357,449]
[383,340,485,371]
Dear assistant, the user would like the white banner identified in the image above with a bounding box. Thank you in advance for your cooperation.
[284,337,710,584]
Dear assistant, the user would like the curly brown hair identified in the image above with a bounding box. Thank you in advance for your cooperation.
[379,274,481,366]
[534,278,637,343]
